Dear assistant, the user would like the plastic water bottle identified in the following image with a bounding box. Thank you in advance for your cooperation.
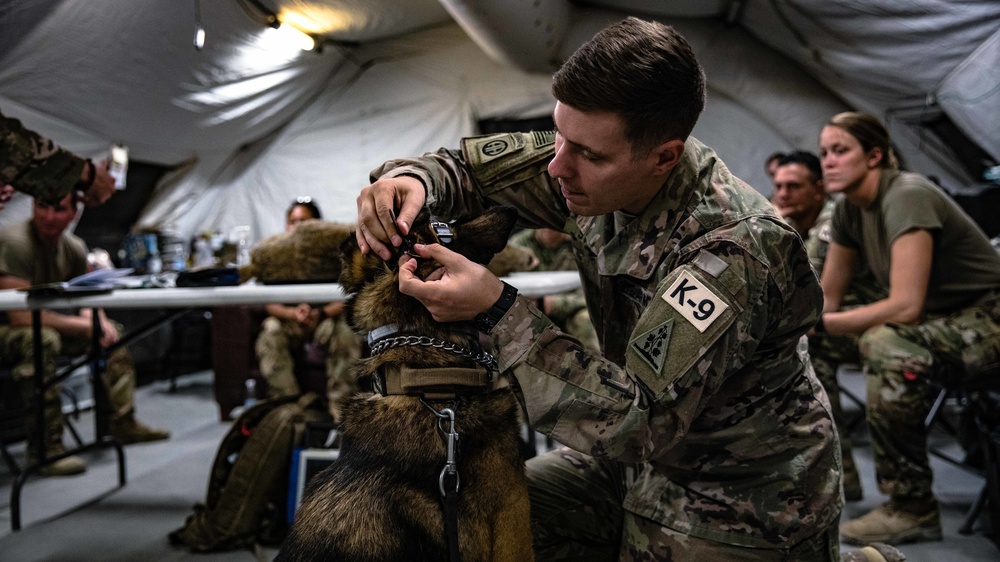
[244,379,258,409]
[147,251,162,275]
[109,143,128,190]
[228,378,258,421]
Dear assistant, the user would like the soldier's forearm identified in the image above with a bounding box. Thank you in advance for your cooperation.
[1,112,86,203]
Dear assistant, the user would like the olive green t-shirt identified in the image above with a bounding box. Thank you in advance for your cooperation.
[831,170,1000,313]
[0,219,88,285]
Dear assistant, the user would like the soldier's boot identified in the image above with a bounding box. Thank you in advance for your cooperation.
[110,414,170,445]
[840,498,941,545]
[30,442,88,477]
[843,451,863,501]
[25,418,86,477]
[841,542,907,562]
[21,379,87,477]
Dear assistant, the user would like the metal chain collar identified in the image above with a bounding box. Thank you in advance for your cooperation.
[370,334,498,372]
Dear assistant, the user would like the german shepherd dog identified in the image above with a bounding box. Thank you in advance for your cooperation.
[276,206,534,562]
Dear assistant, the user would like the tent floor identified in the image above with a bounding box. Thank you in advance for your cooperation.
[0,370,996,561]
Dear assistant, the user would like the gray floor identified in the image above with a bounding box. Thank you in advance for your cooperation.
[0,369,997,561]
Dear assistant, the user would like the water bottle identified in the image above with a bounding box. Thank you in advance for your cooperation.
[109,143,129,190]
[147,251,162,275]
[244,378,258,408]
[145,234,162,274]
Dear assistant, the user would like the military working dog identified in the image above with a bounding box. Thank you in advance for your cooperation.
[276,206,534,562]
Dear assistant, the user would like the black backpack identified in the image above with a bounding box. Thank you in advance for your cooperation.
[169,392,330,552]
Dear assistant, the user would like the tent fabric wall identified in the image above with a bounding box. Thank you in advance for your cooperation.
[1,0,996,246]
[937,27,1000,164]
[0,0,342,164]
[739,0,1000,189]
[140,24,558,241]
[141,18,852,243]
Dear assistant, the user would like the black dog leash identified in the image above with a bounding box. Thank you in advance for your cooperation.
[422,398,463,562]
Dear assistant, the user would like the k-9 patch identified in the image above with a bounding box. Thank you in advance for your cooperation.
[626,265,740,392]
[663,270,729,332]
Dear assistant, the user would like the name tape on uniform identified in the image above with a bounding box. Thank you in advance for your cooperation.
[663,271,729,333]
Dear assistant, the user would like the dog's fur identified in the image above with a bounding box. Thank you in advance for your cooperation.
[238,220,353,283]
[276,206,534,562]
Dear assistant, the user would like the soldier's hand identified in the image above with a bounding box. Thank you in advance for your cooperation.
[0,184,14,212]
[80,159,116,207]
[98,315,120,348]
[356,175,426,260]
[292,303,313,325]
[398,243,504,323]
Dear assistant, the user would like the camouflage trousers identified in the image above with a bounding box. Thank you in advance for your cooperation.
[808,331,862,470]
[527,447,840,561]
[859,292,1000,501]
[254,315,360,422]
[0,320,137,450]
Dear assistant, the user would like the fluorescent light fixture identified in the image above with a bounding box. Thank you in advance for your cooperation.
[194,23,206,50]
[273,21,315,51]
[192,0,205,51]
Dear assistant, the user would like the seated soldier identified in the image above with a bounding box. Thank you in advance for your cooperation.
[0,192,169,477]
[254,197,360,422]
[772,150,884,501]
[817,112,1000,545]
[507,227,599,351]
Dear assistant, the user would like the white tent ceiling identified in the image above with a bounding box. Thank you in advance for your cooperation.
[0,0,997,244]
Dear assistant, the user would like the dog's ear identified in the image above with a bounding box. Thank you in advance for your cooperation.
[448,206,519,265]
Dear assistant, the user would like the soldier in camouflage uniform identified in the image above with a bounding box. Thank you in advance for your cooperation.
[507,228,599,351]
[818,112,1000,547]
[0,193,169,477]
[255,199,361,421]
[350,17,896,562]
[773,151,886,501]
[0,109,116,208]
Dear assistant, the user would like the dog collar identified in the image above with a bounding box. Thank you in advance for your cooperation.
[367,322,479,347]
[369,364,509,399]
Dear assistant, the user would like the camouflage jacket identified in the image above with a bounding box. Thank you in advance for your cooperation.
[1,110,85,204]
[372,133,841,547]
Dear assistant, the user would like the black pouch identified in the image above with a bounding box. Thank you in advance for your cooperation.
[176,267,240,287]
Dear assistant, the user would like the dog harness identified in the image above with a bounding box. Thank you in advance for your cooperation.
[366,322,507,400]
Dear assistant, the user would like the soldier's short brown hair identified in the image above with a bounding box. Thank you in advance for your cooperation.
[552,17,706,157]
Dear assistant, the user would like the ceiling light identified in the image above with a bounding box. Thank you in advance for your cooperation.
[272,21,315,51]
[194,24,206,50]
[192,0,205,51]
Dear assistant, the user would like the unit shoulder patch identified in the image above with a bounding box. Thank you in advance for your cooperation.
[467,133,525,167]
[629,319,674,375]
[461,132,556,192]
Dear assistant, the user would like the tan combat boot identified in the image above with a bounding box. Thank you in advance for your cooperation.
[24,404,87,477]
[110,415,170,445]
[840,500,942,545]
[28,442,87,477]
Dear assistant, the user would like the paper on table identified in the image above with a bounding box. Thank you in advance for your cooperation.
[21,268,134,296]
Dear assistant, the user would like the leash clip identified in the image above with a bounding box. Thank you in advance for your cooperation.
[433,406,461,497]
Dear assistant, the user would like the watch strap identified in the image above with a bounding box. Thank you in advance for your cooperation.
[474,281,518,334]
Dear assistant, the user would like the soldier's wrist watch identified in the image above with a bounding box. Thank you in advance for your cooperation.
[474,281,518,334]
